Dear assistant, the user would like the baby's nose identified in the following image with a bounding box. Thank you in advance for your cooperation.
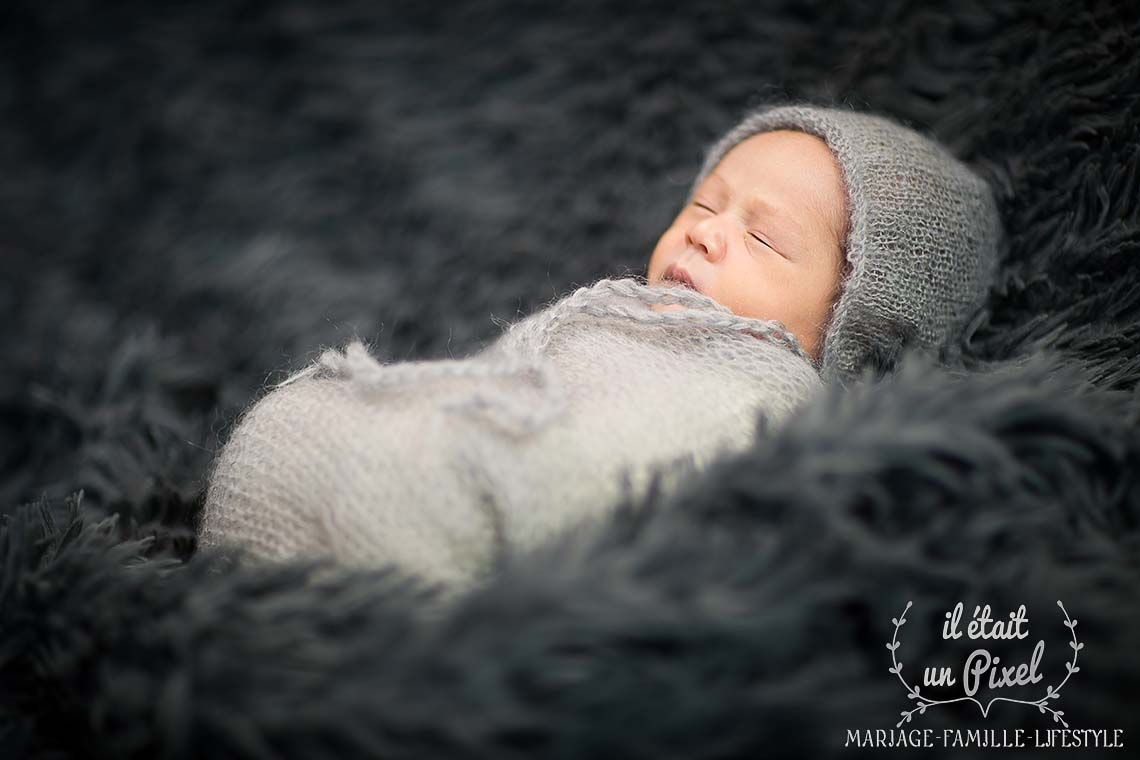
[687,224,727,263]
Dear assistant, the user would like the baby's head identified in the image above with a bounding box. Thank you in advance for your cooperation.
[648,128,849,362]
[647,102,1005,386]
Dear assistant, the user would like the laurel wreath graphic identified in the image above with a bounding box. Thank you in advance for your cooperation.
[888,600,1081,728]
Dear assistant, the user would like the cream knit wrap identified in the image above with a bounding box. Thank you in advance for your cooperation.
[198,279,824,593]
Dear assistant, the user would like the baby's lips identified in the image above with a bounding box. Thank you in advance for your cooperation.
[662,263,701,293]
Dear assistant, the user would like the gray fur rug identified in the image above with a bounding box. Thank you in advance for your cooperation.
[3,1,1139,757]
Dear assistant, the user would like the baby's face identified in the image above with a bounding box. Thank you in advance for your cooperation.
[647,129,849,361]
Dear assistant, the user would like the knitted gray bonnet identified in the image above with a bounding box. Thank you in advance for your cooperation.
[687,103,1005,387]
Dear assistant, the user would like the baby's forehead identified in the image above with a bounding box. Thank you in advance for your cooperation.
[710,131,843,192]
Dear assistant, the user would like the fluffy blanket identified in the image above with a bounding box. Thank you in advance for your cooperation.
[2,1,1138,757]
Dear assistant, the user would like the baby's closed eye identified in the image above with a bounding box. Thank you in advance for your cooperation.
[692,201,781,253]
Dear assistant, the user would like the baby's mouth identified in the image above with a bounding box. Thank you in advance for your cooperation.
[662,264,698,292]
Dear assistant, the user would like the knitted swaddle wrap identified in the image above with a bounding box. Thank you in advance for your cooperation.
[689,103,1005,386]
[198,279,823,593]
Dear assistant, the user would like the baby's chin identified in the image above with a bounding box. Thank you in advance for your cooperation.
[651,303,690,313]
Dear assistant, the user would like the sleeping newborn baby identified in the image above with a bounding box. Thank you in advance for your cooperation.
[196,103,1004,596]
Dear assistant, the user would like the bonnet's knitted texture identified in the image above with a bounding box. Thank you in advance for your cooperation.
[198,279,823,595]
[690,103,1005,387]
